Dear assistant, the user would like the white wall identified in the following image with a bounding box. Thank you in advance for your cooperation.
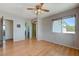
[5,20,13,40]
[37,18,43,40]
[13,18,32,41]
[13,18,26,41]
[37,8,79,49]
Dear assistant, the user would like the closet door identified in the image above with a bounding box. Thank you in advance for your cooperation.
[0,16,3,47]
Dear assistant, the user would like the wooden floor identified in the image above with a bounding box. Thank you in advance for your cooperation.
[0,39,79,56]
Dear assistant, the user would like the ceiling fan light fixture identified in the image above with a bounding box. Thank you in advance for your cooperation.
[34,10,38,14]
[34,9,44,15]
[38,9,41,12]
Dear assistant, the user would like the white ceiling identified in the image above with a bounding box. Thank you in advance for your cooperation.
[0,3,78,20]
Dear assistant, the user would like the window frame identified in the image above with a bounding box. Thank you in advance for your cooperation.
[52,15,76,34]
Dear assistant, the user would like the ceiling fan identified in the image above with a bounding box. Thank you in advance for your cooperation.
[27,3,49,15]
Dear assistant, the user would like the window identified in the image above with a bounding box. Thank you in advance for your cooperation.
[52,16,75,34]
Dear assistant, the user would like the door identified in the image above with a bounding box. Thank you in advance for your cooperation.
[0,16,3,47]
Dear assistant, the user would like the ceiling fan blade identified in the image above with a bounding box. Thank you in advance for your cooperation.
[41,9,49,12]
[27,8,35,10]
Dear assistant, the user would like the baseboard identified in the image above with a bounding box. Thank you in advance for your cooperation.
[41,39,79,50]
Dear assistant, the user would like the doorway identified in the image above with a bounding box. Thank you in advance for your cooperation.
[0,16,3,47]
[3,20,13,41]
[32,22,36,39]
[25,22,30,39]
